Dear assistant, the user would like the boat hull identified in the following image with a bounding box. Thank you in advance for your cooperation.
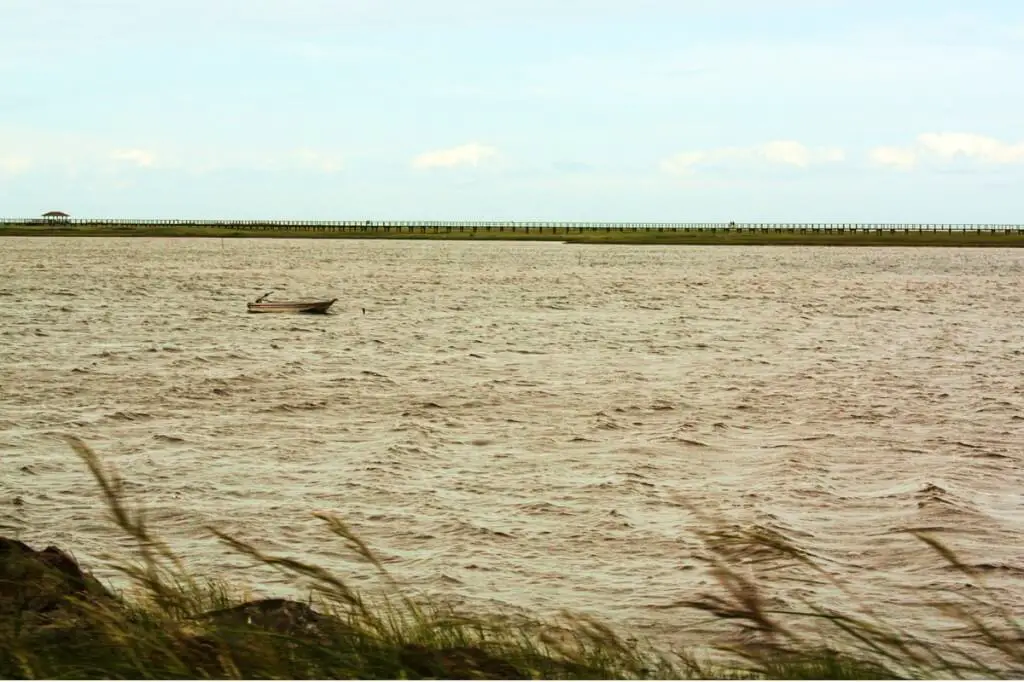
[247,299,337,314]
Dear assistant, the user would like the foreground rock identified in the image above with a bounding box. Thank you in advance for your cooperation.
[0,538,601,679]
[0,537,112,615]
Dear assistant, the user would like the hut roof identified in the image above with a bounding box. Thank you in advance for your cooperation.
[42,211,69,217]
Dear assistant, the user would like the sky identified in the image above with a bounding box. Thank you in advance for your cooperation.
[1,0,1023,222]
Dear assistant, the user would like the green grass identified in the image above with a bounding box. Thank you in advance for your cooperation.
[3,223,1024,246]
[2,438,1022,679]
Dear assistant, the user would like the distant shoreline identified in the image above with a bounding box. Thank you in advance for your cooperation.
[2,224,1024,247]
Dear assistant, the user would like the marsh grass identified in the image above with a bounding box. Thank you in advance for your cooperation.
[2,438,1021,679]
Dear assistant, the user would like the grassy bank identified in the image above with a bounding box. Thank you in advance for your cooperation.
[3,224,1024,246]
[3,438,1022,679]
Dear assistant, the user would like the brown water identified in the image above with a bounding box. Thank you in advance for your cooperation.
[2,237,1022,651]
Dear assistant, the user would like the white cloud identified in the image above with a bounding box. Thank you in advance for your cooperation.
[759,140,844,166]
[0,155,31,175]
[110,148,157,167]
[869,146,917,170]
[661,140,844,175]
[292,149,343,172]
[660,152,707,175]
[0,127,348,176]
[918,132,1024,163]
[411,142,498,169]
[870,132,1024,171]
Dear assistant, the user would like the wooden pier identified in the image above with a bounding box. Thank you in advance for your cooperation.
[2,218,1023,236]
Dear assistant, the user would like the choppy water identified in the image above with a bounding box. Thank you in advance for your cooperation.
[2,237,1022,650]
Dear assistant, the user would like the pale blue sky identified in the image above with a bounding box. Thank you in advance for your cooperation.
[2,0,1023,221]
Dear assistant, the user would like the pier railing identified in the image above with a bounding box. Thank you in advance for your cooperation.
[2,218,1023,234]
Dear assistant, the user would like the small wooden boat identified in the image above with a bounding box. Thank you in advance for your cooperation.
[247,293,337,314]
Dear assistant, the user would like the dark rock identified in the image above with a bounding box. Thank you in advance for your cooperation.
[196,598,339,639]
[0,537,112,615]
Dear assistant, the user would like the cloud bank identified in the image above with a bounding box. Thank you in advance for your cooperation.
[661,140,845,175]
[871,132,1024,170]
[0,128,344,175]
[110,149,157,167]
